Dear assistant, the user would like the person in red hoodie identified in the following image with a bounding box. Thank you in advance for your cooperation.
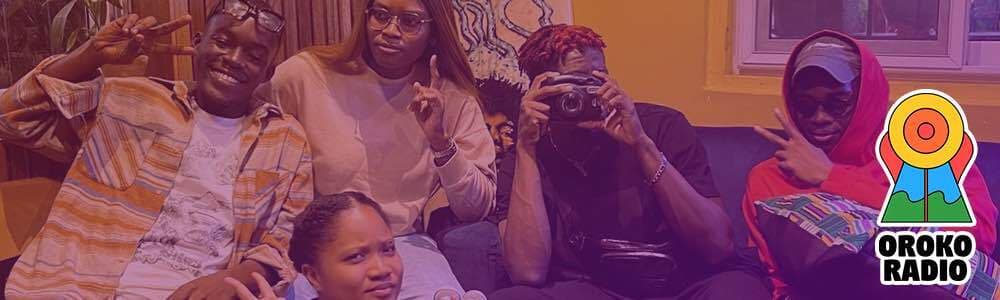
[742,30,997,298]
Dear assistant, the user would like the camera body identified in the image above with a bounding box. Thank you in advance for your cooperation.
[541,74,607,122]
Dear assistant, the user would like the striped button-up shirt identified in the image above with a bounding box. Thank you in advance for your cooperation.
[0,56,313,299]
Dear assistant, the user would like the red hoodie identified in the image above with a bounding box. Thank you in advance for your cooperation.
[740,30,997,298]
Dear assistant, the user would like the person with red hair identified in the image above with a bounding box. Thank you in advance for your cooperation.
[489,24,770,299]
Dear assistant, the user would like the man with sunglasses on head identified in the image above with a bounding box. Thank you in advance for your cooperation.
[0,0,312,298]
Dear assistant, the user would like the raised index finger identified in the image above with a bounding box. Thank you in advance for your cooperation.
[429,55,443,90]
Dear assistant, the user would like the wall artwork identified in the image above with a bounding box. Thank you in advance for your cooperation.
[452,0,573,87]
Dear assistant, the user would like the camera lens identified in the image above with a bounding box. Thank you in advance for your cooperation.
[561,92,584,116]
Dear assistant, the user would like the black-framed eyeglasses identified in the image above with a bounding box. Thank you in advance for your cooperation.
[212,0,285,33]
[366,7,433,35]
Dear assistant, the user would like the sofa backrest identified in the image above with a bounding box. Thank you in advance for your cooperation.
[694,127,779,246]
[978,142,1000,213]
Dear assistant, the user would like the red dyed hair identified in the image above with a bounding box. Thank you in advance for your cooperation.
[517,24,607,79]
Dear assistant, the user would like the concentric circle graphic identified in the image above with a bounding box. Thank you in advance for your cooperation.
[887,93,964,169]
[903,108,948,154]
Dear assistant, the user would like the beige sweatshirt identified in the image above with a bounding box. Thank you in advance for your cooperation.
[260,52,496,235]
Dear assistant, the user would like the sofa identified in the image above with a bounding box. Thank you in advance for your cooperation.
[0,124,995,293]
[694,126,1000,256]
[436,125,1000,295]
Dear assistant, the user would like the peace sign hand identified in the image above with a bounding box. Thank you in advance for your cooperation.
[754,108,833,186]
[87,14,194,66]
[410,55,450,151]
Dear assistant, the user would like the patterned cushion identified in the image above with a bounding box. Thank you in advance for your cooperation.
[756,193,1000,299]
[755,193,880,252]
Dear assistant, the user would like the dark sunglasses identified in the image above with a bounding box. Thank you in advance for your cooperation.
[792,99,855,118]
[212,0,285,33]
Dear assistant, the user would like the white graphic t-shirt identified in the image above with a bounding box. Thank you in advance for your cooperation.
[116,109,245,299]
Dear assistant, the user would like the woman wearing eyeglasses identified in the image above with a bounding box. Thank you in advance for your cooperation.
[258,0,495,298]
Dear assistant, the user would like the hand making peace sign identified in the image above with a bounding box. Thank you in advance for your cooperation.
[754,108,834,186]
[87,14,195,66]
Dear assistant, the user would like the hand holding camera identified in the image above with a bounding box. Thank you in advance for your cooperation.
[517,72,574,153]
[578,71,648,148]
[519,70,649,152]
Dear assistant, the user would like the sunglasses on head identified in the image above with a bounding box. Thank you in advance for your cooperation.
[211,0,285,33]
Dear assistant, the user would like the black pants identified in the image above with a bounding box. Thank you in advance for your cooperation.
[489,270,770,300]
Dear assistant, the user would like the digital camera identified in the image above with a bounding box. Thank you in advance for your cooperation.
[541,74,607,122]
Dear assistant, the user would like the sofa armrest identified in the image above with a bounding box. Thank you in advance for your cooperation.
[0,178,60,260]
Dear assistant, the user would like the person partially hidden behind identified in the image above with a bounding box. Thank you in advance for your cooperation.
[490,24,770,299]
[741,30,997,299]
[0,0,315,298]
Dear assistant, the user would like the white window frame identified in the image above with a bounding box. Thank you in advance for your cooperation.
[734,0,1000,82]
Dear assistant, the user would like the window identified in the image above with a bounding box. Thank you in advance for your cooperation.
[770,0,941,40]
[734,0,1000,82]
[971,0,1000,41]
[969,0,1000,67]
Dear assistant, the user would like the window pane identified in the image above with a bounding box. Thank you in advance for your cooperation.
[770,0,940,41]
[971,0,1000,41]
